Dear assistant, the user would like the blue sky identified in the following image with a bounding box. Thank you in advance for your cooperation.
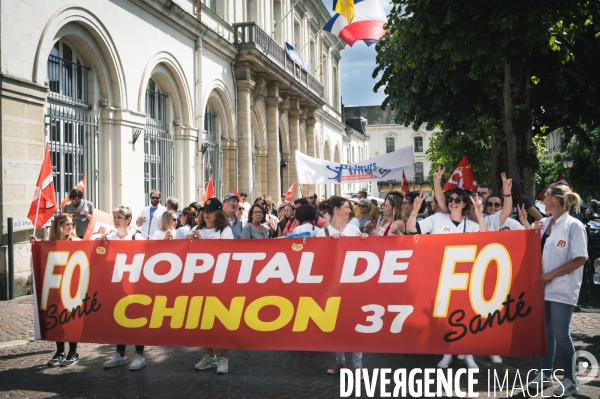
[321,0,394,106]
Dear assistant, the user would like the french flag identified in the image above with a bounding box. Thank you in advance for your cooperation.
[322,0,387,47]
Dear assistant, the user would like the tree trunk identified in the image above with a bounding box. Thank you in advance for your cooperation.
[503,47,537,200]
[490,125,509,194]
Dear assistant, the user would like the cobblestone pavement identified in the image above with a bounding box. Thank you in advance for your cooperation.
[0,296,598,398]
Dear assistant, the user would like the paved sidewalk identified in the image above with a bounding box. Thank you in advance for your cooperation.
[0,296,598,398]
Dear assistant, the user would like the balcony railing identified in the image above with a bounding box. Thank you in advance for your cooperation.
[233,22,324,99]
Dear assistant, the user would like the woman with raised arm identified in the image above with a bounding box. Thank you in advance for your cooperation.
[363,195,405,236]
[316,196,368,377]
[151,210,177,240]
[188,198,234,373]
[406,189,487,371]
[528,185,587,397]
[37,214,81,367]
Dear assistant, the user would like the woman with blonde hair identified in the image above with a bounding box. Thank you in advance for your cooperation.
[37,214,81,366]
[151,210,178,240]
[363,195,405,236]
[528,185,587,396]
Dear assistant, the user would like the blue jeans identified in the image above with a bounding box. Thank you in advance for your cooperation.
[539,300,575,383]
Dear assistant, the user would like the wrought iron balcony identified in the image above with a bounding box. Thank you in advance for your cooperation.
[233,22,324,99]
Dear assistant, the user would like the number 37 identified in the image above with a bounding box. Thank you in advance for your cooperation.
[355,305,414,333]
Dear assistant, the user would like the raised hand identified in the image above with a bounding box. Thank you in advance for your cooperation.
[501,172,512,194]
[363,221,374,234]
[412,191,426,211]
[470,193,484,215]
[433,166,445,184]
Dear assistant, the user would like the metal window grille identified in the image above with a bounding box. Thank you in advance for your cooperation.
[47,104,99,208]
[414,136,423,152]
[415,162,424,183]
[47,55,89,108]
[145,89,174,206]
[386,137,395,153]
[203,110,222,198]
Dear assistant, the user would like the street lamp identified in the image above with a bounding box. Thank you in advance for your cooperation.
[563,155,574,179]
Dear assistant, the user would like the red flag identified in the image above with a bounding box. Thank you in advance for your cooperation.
[285,180,297,202]
[59,175,86,210]
[442,155,478,192]
[200,175,214,205]
[536,172,571,200]
[28,144,57,229]
[402,170,410,195]
[234,188,240,197]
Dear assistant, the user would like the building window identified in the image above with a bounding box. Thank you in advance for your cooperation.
[386,137,395,153]
[415,162,424,183]
[47,40,99,208]
[144,79,174,206]
[391,114,396,121]
[414,136,423,152]
[204,106,222,199]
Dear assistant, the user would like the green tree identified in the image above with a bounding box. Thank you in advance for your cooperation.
[565,127,600,199]
[374,0,600,199]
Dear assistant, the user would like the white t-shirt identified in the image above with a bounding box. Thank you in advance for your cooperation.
[292,223,320,237]
[152,230,174,240]
[348,218,360,229]
[484,212,525,231]
[417,213,479,234]
[316,223,361,237]
[540,213,588,306]
[106,230,135,240]
[191,225,234,239]
[175,225,192,239]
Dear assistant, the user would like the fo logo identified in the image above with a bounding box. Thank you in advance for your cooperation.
[556,239,567,249]
[574,350,598,386]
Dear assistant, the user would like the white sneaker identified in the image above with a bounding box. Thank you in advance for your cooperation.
[129,354,146,370]
[195,354,218,370]
[103,353,127,368]
[553,379,578,397]
[528,371,553,389]
[216,357,228,374]
[464,355,479,371]
[490,355,503,364]
[457,355,465,360]
[437,355,452,368]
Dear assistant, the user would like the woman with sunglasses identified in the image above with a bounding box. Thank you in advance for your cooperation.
[356,198,375,233]
[241,204,271,238]
[175,207,197,239]
[316,196,368,377]
[32,214,82,367]
[188,198,233,373]
[363,195,405,236]
[151,210,178,240]
[407,188,487,371]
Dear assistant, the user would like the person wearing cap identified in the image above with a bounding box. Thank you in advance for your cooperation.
[222,193,243,239]
[188,197,234,374]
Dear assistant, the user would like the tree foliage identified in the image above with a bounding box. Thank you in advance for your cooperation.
[565,127,600,199]
[374,0,600,199]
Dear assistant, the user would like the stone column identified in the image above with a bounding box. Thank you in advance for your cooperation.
[236,79,255,198]
[305,107,317,196]
[288,97,301,199]
[266,83,282,198]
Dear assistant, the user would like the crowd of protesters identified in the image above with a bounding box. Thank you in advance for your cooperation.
[40,171,589,396]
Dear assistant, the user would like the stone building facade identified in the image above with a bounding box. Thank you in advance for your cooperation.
[0,0,348,298]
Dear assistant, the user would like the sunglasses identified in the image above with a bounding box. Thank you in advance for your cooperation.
[171,218,178,221]
[447,197,462,204]
[238,207,244,211]
[358,204,368,208]
[150,196,160,200]
[486,202,501,208]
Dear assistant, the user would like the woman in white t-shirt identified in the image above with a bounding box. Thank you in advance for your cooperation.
[188,198,233,374]
[407,188,487,371]
[292,204,320,236]
[151,210,177,240]
[175,207,197,239]
[528,185,587,396]
[316,196,368,377]
[102,206,147,370]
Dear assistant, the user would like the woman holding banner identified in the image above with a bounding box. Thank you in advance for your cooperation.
[189,198,234,373]
[316,196,368,377]
[363,195,405,236]
[151,210,178,240]
[39,214,82,367]
[407,188,488,371]
[528,185,587,396]
[102,205,147,370]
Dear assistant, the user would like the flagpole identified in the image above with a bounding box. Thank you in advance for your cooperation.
[33,188,42,231]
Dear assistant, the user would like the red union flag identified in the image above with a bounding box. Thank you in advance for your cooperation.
[59,175,86,210]
[32,231,545,356]
[536,172,571,200]
[200,175,214,205]
[285,180,297,202]
[27,144,56,229]
[401,170,410,195]
[443,156,478,192]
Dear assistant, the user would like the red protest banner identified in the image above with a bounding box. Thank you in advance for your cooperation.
[82,209,117,240]
[31,230,544,356]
